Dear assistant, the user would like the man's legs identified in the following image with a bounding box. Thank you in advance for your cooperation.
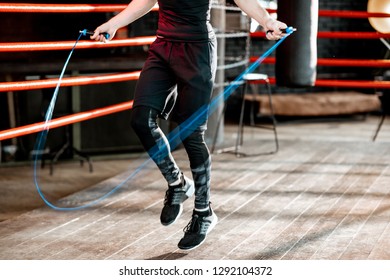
[169,39,218,250]
[131,107,180,185]
[131,106,194,226]
[130,37,218,249]
[174,122,217,250]
[180,125,211,210]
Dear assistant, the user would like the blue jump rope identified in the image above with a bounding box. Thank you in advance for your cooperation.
[33,27,295,211]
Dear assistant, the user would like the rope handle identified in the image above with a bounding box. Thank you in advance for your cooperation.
[79,29,110,40]
[266,26,297,34]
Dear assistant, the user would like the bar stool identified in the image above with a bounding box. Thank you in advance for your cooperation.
[234,73,279,157]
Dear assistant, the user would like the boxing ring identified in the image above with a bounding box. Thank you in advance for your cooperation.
[0,1,389,149]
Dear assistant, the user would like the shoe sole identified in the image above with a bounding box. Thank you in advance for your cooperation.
[178,211,218,251]
[161,178,195,226]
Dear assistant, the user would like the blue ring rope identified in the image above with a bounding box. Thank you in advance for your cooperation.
[33,28,295,211]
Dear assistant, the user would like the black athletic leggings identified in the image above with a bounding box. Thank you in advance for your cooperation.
[130,37,216,209]
[131,106,210,209]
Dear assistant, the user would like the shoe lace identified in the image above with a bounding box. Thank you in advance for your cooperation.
[183,214,202,234]
[164,187,183,205]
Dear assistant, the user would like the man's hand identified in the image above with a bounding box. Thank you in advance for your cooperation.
[91,23,116,42]
[264,18,288,40]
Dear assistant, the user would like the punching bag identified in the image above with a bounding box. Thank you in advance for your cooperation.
[275,0,319,87]
[368,0,390,33]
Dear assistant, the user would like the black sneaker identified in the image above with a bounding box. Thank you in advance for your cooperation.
[160,174,194,226]
[178,205,218,250]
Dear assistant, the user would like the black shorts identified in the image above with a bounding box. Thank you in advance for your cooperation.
[133,37,217,123]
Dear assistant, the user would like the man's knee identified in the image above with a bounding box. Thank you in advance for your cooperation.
[130,112,144,134]
[181,129,206,152]
[131,107,158,135]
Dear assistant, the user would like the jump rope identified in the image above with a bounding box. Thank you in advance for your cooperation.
[33,27,295,211]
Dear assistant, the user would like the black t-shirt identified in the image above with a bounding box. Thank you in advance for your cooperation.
[156,0,215,41]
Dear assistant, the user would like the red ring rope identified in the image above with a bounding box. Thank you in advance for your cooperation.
[251,31,390,39]
[252,77,390,89]
[314,79,390,89]
[251,57,390,68]
[0,101,133,141]
[0,3,158,13]
[0,37,155,52]
[319,10,390,18]
[316,31,390,39]
[315,58,390,67]
[0,71,141,92]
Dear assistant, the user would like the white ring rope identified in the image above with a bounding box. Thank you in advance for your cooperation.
[215,32,250,39]
[217,59,249,70]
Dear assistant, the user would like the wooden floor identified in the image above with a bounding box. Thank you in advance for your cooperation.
[1,115,390,260]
